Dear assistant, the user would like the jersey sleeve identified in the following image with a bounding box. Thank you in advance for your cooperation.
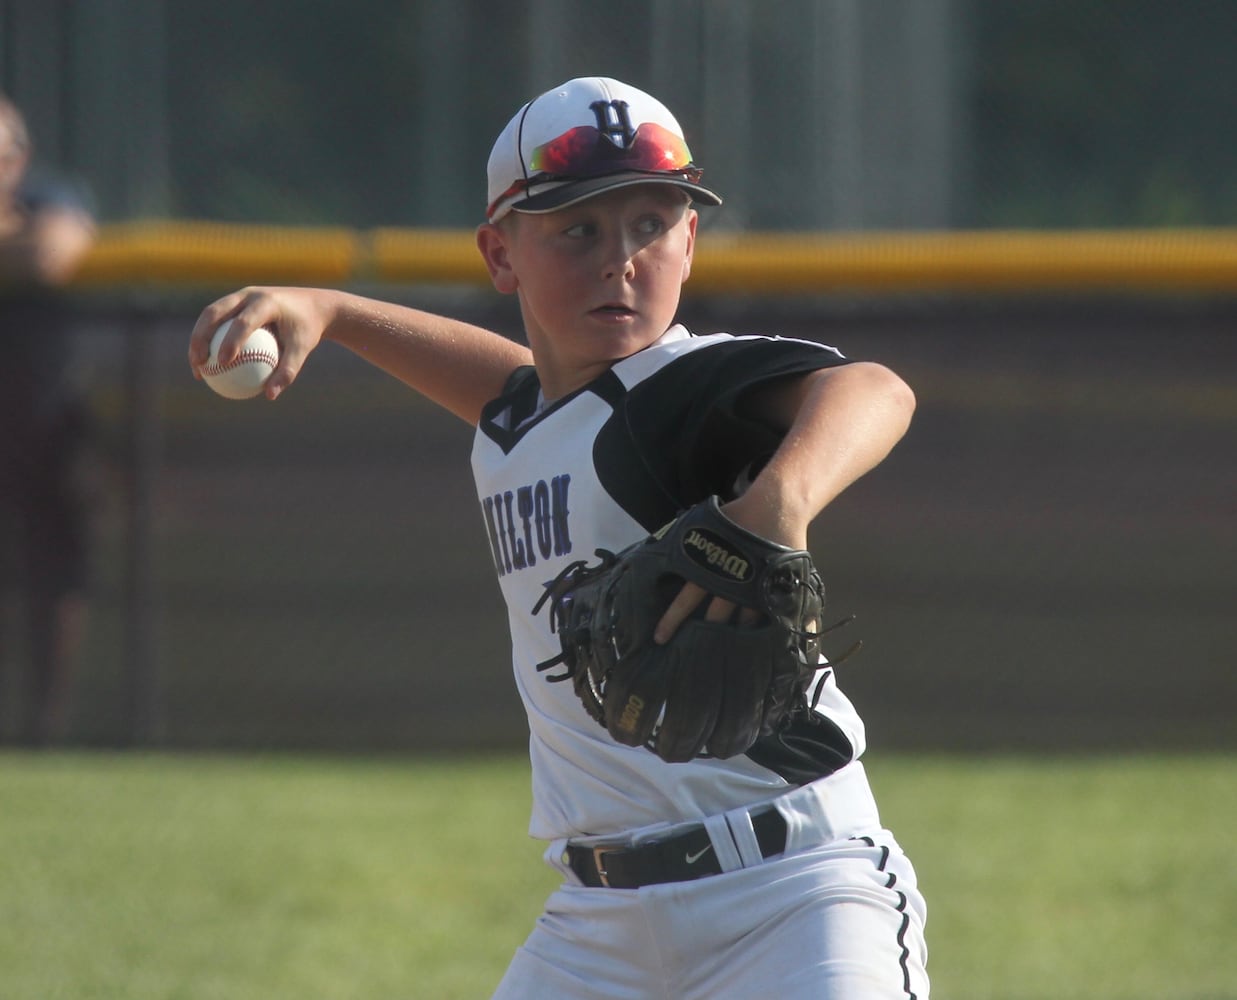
[596,335,850,528]
[654,336,849,506]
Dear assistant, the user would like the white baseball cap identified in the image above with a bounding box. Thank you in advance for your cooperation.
[485,76,723,222]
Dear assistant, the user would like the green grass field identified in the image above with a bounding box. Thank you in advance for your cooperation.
[1,751,1233,999]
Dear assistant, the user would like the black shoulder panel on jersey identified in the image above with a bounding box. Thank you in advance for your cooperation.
[478,365,595,454]
[478,367,630,455]
[594,337,849,531]
[500,364,539,397]
[588,368,627,409]
[700,337,847,423]
[478,365,539,453]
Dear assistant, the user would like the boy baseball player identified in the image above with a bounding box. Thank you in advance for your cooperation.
[190,77,928,998]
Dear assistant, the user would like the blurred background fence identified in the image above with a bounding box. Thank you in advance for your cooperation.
[1,0,1234,751]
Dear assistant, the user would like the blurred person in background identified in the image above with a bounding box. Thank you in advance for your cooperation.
[0,92,98,746]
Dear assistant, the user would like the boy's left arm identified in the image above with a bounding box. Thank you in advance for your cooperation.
[725,361,915,548]
[654,361,915,641]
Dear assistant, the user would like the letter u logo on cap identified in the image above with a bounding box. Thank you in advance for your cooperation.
[590,99,636,148]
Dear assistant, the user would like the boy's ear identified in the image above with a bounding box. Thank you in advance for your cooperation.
[476,222,519,294]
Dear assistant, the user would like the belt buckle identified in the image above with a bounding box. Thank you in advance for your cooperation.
[591,846,612,888]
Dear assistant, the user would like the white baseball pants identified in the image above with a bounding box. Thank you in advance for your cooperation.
[492,763,929,999]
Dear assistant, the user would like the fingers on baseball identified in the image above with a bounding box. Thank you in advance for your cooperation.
[264,351,303,400]
[189,288,302,400]
[190,288,264,369]
[189,300,237,372]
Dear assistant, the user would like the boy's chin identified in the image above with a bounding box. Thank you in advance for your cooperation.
[587,324,666,357]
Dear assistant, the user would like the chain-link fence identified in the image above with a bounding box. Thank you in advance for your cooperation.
[2,289,1231,752]
[2,1,1234,750]
[4,0,1235,228]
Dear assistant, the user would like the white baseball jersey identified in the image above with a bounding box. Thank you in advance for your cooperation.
[471,325,868,841]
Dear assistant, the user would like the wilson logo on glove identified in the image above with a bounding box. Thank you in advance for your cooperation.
[681,529,752,582]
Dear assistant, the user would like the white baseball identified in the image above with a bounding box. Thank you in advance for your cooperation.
[201,321,280,400]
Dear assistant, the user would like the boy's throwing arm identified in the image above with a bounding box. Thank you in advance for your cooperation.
[189,286,532,424]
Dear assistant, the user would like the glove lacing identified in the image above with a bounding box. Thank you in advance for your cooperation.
[532,549,618,682]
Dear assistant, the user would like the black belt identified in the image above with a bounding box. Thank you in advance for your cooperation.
[566,808,787,889]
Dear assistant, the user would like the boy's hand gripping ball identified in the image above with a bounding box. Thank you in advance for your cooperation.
[200,320,279,400]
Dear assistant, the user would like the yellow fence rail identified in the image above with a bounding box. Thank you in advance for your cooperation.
[72,221,1237,294]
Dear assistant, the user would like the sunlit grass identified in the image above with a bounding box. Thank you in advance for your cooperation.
[1,751,1233,999]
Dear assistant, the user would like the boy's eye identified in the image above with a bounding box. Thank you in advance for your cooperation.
[635,214,666,235]
[563,221,596,239]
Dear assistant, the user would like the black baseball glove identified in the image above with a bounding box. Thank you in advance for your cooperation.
[533,496,854,763]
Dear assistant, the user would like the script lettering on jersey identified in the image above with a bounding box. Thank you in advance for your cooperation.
[481,475,572,577]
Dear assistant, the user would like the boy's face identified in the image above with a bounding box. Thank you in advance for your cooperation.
[478,184,697,399]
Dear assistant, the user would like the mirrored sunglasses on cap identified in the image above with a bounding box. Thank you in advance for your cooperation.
[489,120,719,219]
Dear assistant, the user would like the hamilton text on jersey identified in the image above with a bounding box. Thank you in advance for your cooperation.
[481,475,573,577]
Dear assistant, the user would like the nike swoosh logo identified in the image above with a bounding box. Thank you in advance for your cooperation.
[685,844,714,865]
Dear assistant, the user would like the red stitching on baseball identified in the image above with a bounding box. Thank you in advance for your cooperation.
[201,348,279,377]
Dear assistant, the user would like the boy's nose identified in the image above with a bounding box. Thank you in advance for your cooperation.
[601,236,638,280]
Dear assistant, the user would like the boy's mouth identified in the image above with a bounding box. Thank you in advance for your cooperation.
[591,303,636,318]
